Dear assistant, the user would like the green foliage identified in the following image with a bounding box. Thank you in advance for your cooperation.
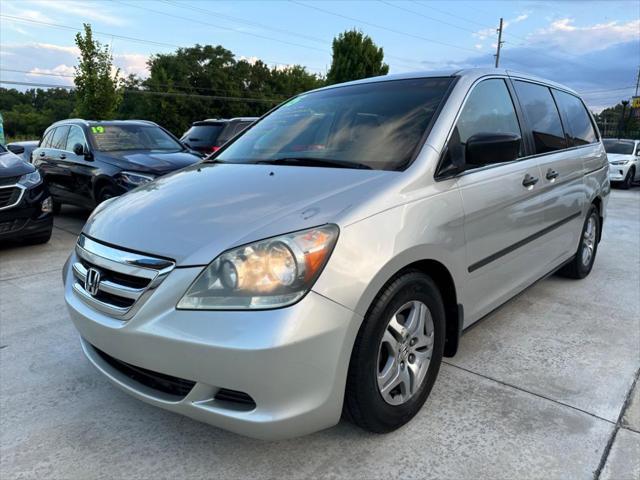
[595,101,640,138]
[73,23,122,119]
[121,44,324,134]
[0,88,75,140]
[326,29,389,85]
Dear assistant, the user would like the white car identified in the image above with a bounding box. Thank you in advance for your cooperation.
[604,138,640,189]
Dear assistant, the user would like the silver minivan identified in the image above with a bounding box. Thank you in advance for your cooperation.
[63,68,609,439]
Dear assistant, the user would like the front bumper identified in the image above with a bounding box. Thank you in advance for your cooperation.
[63,252,361,439]
[608,163,630,182]
[0,181,52,241]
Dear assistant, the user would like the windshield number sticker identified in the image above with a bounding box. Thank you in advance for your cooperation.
[91,126,105,134]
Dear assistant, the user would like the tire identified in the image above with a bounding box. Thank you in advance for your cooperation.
[558,205,600,279]
[344,270,445,433]
[96,184,119,205]
[621,168,635,190]
[52,199,62,214]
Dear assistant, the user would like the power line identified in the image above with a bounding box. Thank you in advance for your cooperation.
[378,0,478,34]
[152,0,428,71]
[0,80,283,103]
[0,68,293,100]
[289,0,479,53]
[160,0,328,45]
[0,14,325,73]
[113,0,327,53]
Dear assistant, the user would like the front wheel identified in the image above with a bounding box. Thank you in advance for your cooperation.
[558,205,600,279]
[344,271,445,433]
[96,184,119,205]
[621,168,635,190]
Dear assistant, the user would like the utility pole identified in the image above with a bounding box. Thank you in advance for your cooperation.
[494,18,504,68]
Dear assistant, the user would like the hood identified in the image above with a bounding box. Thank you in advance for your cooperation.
[607,153,633,163]
[99,150,201,174]
[83,163,393,265]
[0,151,34,178]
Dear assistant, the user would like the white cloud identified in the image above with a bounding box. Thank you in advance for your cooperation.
[27,65,75,85]
[474,44,483,50]
[115,53,149,78]
[473,12,530,40]
[26,0,128,26]
[530,18,640,52]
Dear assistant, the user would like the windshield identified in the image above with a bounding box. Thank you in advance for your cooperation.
[603,139,635,155]
[216,77,453,171]
[90,124,183,152]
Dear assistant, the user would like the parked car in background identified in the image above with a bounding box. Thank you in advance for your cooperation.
[0,143,53,244]
[32,119,201,212]
[64,69,608,440]
[6,140,40,163]
[181,117,257,155]
[603,138,639,189]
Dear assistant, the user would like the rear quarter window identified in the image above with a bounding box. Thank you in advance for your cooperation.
[552,90,598,146]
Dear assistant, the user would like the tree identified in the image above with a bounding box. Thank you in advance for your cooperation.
[73,23,122,119]
[326,30,389,85]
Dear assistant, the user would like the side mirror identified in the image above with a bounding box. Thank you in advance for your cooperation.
[7,144,25,155]
[465,133,521,167]
[73,143,85,156]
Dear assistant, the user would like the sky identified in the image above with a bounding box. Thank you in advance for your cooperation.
[0,0,638,111]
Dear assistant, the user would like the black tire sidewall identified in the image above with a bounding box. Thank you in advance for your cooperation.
[347,271,446,432]
[97,185,119,204]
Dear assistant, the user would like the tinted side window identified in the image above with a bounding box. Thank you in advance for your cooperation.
[41,129,55,148]
[444,78,522,171]
[514,81,567,154]
[51,125,70,150]
[552,90,598,146]
[66,126,87,151]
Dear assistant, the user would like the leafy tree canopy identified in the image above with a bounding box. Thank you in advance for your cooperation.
[73,23,122,119]
[326,29,389,85]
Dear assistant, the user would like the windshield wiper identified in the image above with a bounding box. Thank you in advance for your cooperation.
[255,157,372,170]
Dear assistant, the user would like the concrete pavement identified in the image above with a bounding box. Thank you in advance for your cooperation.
[1,190,639,479]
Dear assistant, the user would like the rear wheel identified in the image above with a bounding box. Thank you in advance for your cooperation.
[558,205,600,279]
[344,271,445,433]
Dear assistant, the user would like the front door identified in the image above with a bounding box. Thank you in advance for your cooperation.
[448,78,548,323]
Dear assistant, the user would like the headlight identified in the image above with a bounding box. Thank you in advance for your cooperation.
[611,160,630,165]
[177,225,339,310]
[119,171,155,186]
[18,170,42,188]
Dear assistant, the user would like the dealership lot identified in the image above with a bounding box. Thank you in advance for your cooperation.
[0,189,638,479]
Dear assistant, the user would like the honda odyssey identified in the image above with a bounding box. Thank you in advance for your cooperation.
[63,69,609,439]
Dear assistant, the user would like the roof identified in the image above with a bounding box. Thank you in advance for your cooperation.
[50,119,160,128]
[308,67,579,97]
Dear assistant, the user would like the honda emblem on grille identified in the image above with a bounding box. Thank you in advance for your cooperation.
[85,268,102,296]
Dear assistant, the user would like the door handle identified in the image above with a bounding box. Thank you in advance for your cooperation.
[522,173,539,188]
[59,154,66,159]
[546,169,559,180]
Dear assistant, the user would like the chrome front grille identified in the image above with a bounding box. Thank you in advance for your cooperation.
[0,185,25,211]
[72,235,175,319]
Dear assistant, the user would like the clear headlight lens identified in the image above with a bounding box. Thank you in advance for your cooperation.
[177,224,339,310]
[18,170,42,188]
[119,171,155,186]
[611,160,629,165]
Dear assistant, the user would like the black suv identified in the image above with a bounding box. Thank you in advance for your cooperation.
[181,117,257,155]
[33,119,201,211]
[0,144,53,244]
